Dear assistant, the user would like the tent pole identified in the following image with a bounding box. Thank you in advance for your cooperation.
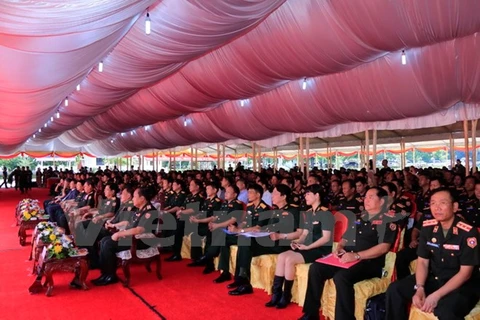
[372,129,377,172]
[173,150,177,172]
[222,144,226,170]
[257,144,262,171]
[450,134,455,170]
[358,146,362,170]
[195,148,198,170]
[190,147,194,170]
[464,119,470,176]
[252,142,256,172]
[335,150,338,170]
[400,138,405,169]
[273,147,278,171]
[216,143,221,169]
[298,137,303,171]
[365,130,370,169]
[472,119,478,173]
[305,137,310,178]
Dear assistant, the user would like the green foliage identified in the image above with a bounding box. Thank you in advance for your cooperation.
[0,156,37,171]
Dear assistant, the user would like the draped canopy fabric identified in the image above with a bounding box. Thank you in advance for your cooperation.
[1,0,480,156]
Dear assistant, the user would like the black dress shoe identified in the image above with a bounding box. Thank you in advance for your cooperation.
[165,255,182,262]
[93,275,118,286]
[91,274,107,284]
[228,284,253,296]
[213,272,231,283]
[227,277,246,289]
[187,256,208,267]
[298,314,320,320]
[202,264,215,274]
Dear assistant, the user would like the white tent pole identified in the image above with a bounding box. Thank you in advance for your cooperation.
[190,146,194,170]
[305,137,310,178]
[365,130,370,168]
[464,119,470,176]
[450,134,455,170]
[252,142,256,171]
[472,119,478,173]
[273,147,278,171]
[222,144,226,170]
[372,129,377,171]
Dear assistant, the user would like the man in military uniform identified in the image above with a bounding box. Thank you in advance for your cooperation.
[337,179,364,216]
[386,188,480,319]
[326,179,342,210]
[197,185,245,281]
[299,187,398,320]
[228,184,299,296]
[354,177,368,201]
[187,181,223,269]
[167,179,204,261]
[395,176,441,279]
[162,179,187,258]
[460,181,480,227]
[223,184,269,288]
[92,187,157,286]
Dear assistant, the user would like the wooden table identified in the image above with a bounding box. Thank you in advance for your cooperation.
[18,218,48,246]
[29,253,89,297]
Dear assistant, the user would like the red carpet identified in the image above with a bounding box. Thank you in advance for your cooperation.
[0,188,305,320]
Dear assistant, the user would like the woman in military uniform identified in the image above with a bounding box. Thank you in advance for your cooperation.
[93,187,157,286]
[266,184,334,309]
[74,183,121,268]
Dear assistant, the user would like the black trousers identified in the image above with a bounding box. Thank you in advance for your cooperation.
[235,236,289,279]
[216,234,239,273]
[395,246,417,280]
[302,260,382,320]
[190,223,210,261]
[76,221,111,267]
[386,274,480,320]
[99,236,131,276]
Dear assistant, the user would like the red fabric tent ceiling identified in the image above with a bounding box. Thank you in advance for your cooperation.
[1,0,480,156]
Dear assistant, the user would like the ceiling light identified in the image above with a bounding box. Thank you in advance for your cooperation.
[302,78,307,90]
[33,134,36,138]
[56,112,60,119]
[401,50,407,65]
[44,123,47,128]
[145,12,151,35]
[64,97,68,106]
[76,84,81,91]
[50,116,54,122]
[99,61,104,72]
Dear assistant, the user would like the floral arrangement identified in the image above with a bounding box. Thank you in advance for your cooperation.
[19,199,42,221]
[46,235,75,259]
[36,222,63,244]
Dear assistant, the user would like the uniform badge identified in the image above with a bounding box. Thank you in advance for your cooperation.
[453,227,458,235]
[372,220,383,225]
[406,201,411,206]
[247,211,252,215]
[127,207,132,211]
[431,238,437,243]
[106,201,111,205]
[433,226,438,233]
[359,206,364,211]
[385,210,395,218]
[282,211,289,216]
[467,237,477,249]
[294,197,299,202]
[389,223,397,231]
[145,213,151,219]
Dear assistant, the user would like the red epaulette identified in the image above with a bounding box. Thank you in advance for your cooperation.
[422,219,438,227]
[457,221,473,232]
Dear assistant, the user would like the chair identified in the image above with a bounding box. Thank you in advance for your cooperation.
[115,211,163,287]
[291,211,349,306]
[321,225,403,320]
[409,303,480,320]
